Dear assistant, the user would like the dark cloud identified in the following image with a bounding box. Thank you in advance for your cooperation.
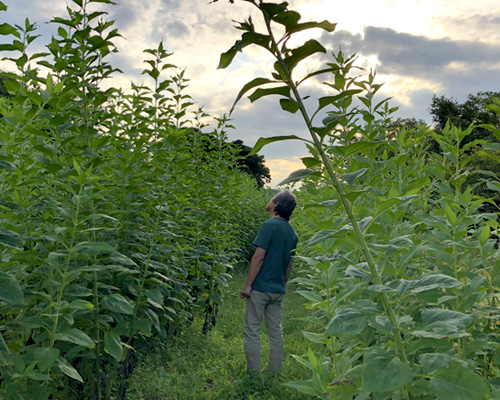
[321,26,500,77]
[166,18,191,39]
[226,96,310,159]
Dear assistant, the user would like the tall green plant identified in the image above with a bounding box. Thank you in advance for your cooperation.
[217,1,499,398]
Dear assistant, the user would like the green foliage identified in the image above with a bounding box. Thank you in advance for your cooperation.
[219,1,500,399]
[0,1,268,399]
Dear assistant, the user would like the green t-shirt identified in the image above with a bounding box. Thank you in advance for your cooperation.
[252,217,298,294]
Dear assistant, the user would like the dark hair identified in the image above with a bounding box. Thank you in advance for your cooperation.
[272,190,296,221]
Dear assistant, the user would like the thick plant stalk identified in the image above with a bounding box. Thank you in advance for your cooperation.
[260,7,409,368]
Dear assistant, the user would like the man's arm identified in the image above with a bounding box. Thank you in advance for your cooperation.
[241,246,266,299]
[285,256,294,283]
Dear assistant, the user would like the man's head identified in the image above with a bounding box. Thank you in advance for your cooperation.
[266,190,296,221]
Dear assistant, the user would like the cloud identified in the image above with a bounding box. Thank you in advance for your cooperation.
[321,27,500,78]
[265,157,305,188]
[433,11,500,43]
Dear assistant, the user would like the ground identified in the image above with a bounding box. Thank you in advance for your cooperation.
[125,270,315,400]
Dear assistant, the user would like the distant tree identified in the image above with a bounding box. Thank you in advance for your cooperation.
[430,92,500,209]
[386,117,427,140]
[232,139,271,188]
[183,130,271,188]
[430,91,500,145]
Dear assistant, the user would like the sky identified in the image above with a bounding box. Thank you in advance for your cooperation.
[2,0,500,186]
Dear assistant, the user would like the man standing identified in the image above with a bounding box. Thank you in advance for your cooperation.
[241,190,298,373]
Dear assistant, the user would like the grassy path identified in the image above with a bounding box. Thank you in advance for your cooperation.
[125,270,315,399]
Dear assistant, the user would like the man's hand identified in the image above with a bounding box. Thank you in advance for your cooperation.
[241,246,266,299]
[241,284,252,299]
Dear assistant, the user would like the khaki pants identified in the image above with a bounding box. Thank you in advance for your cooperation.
[243,290,284,372]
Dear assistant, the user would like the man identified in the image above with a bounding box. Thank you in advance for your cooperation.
[241,190,298,373]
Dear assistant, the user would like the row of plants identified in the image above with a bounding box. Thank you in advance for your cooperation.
[217,0,500,398]
[0,1,268,399]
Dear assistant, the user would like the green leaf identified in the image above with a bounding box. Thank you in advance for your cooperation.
[486,181,500,192]
[302,199,338,211]
[248,135,310,156]
[0,2,7,11]
[68,299,94,310]
[0,272,24,304]
[419,353,467,374]
[428,361,490,400]
[260,2,288,18]
[218,31,271,69]
[302,331,329,345]
[145,289,164,309]
[318,90,363,114]
[308,228,351,246]
[56,358,83,382]
[278,169,320,186]
[57,329,94,348]
[296,290,323,303]
[101,294,134,315]
[374,195,417,218]
[478,225,490,246]
[248,85,290,103]
[34,348,60,373]
[325,308,367,336]
[412,309,472,338]
[289,21,336,35]
[0,23,17,36]
[132,318,152,337]
[279,98,299,113]
[362,350,412,393]
[283,39,326,72]
[334,141,382,158]
[229,77,275,114]
[300,156,321,168]
[217,47,238,69]
[0,160,16,170]
[340,168,368,185]
[72,241,115,255]
[272,11,301,30]
[411,274,462,294]
[104,331,123,362]
[283,379,323,397]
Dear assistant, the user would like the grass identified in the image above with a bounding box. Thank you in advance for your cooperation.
[125,270,318,399]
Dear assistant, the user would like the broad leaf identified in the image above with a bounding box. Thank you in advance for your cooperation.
[325,308,367,336]
[229,77,275,114]
[362,350,412,393]
[104,331,123,362]
[57,329,94,348]
[278,169,320,186]
[340,168,368,185]
[248,135,310,156]
[279,98,299,113]
[34,348,60,373]
[0,228,23,250]
[101,294,134,315]
[411,274,462,294]
[56,358,83,382]
[248,85,290,103]
[0,272,24,304]
[283,39,326,72]
[428,361,489,400]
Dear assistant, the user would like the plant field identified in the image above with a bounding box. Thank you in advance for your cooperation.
[1,0,500,399]
[0,1,268,398]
